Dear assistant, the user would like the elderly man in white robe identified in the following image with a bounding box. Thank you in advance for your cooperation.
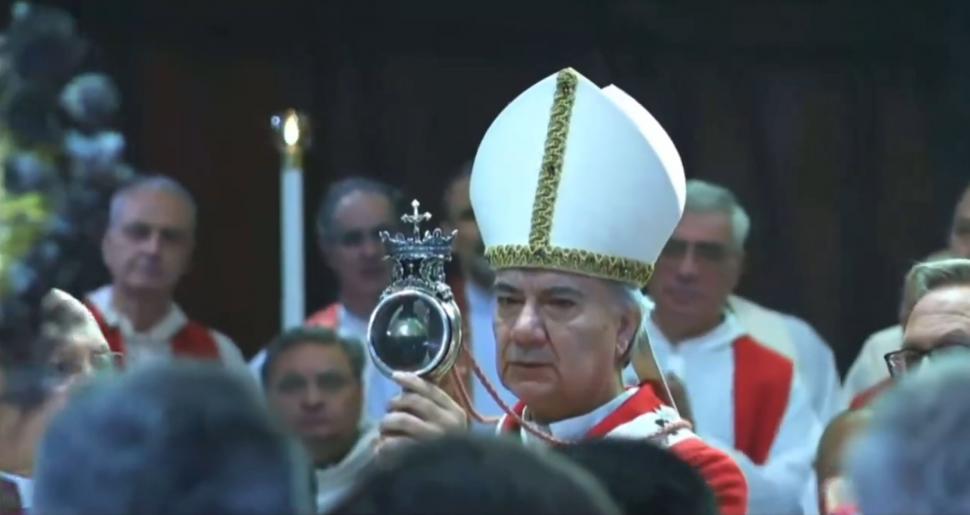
[630,179,823,514]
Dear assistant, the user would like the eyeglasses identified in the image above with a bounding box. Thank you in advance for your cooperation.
[659,238,733,264]
[884,343,970,377]
[333,224,394,247]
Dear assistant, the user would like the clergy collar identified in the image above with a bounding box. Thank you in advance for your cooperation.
[87,285,187,340]
[521,389,636,444]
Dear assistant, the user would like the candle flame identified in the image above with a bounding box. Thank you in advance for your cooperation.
[283,114,301,146]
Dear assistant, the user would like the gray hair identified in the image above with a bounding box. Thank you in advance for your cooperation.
[847,353,970,515]
[900,258,970,325]
[108,174,198,230]
[33,362,314,515]
[684,179,750,250]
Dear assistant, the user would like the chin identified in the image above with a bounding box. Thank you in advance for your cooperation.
[507,381,556,407]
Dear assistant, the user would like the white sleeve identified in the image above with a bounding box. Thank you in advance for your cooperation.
[784,316,843,423]
[212,331,249,372]
[249,348,268,380]
[842,326,901,404]
[699,374,822,515]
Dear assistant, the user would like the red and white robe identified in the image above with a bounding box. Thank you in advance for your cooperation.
[84,285,245,369]
[497,383,748,515]
[633,310,822,514]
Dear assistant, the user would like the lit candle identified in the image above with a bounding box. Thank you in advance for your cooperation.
[270,109,311,329]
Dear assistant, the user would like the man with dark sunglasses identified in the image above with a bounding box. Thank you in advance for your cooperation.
[251,177,403,424]
[631,179,822,514]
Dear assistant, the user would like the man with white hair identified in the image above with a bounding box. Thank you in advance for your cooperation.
[636,179,822,514]
[372,68,748,515]
[640,179,842,423]
[847,257,970,514]
[84,175,244,368]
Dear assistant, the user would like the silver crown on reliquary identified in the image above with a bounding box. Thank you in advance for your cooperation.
[379,199,457,299]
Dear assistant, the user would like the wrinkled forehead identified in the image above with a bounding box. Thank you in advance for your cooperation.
[672,211,733,244]
[904,286,970,350]
[332,191,395,229]
[494,268,611,295]
[115,188,195,229]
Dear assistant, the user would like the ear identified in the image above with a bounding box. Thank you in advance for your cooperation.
[101,231,112,266]
[614,302,640,363]
[728,250,746,291]
[318,233,336,267]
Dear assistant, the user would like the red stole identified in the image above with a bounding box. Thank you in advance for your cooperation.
[732,335,794,465]
[498,382,749,515]
[84,301,221,364]
[498,381,667,438]
[305,302,341,328]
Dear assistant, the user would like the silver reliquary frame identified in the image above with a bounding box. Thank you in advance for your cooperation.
[367,200,463,381]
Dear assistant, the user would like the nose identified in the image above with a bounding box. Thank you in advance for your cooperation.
[301,385,325,410]
[142,232,163,255]
[675,247,699,279]
[508,300,547,348]
[360,235,383,259]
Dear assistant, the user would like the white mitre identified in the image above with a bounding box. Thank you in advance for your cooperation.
[470,68,686,287]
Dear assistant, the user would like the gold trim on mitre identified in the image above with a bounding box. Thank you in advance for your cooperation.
[486,244,654,287]
[483,68,655,287]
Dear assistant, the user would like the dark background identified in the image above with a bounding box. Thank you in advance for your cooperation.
[13,0,969,373]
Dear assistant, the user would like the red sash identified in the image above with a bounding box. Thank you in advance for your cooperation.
[305,303,341,328]
[498,382,748,515]
[84,301,221,365]
[498,380,667,438]
[732,335,794,465]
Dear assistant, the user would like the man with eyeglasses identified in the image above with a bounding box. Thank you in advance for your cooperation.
[844,182,970,406]
[84,175,245,369]
[630,179,822,514]
[250,177,403,422]
[261,327,376,513]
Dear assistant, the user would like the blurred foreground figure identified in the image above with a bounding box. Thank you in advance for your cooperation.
[33,363,313,515]
[0,289,111,513]
[849,353,970,515]
[558,439,718,515]
[330,435,621,515]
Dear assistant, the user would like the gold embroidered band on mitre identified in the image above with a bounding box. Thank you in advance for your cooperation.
[483,68,655,287]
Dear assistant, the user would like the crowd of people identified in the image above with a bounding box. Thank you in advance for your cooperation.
[3,6,970,515]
